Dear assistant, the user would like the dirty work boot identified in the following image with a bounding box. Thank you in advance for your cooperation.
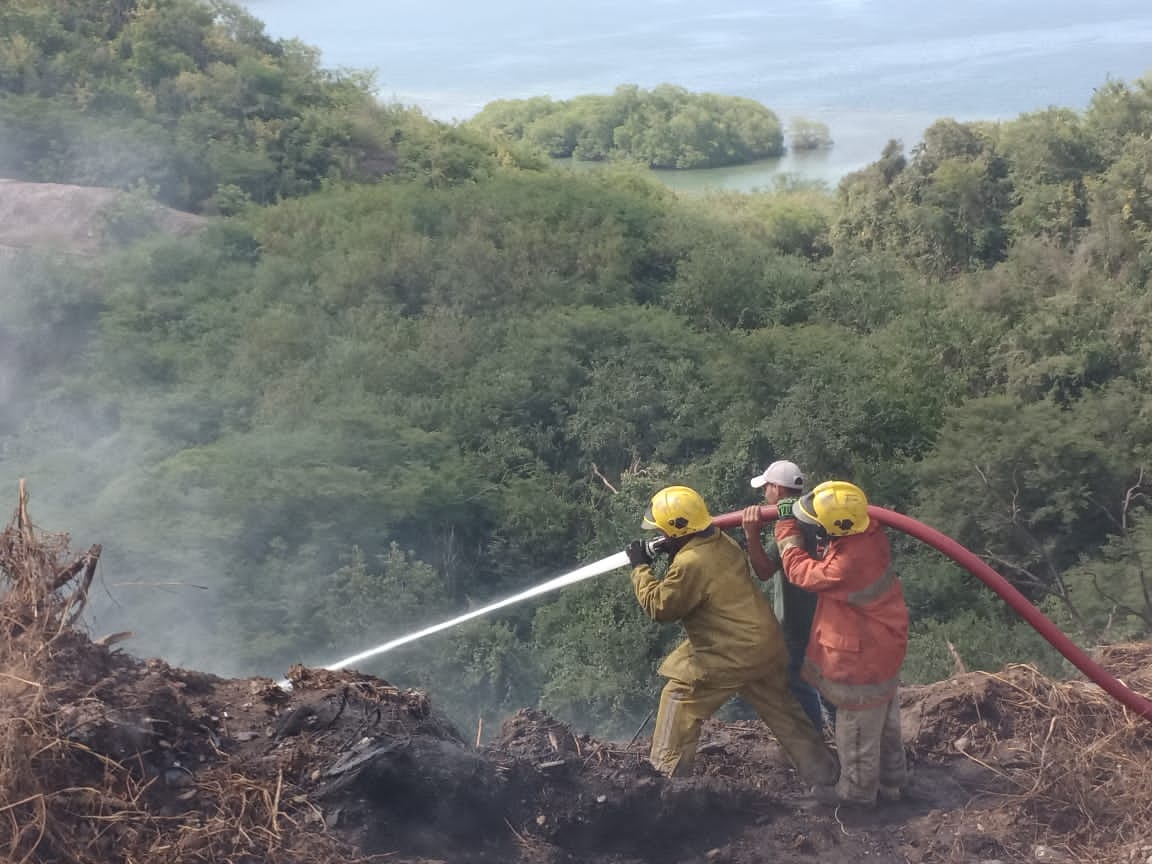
[811,787,870,811]
[809,784,839,805]
[877,785,904,802]
[808,785,876,808]
[878,767,914,803]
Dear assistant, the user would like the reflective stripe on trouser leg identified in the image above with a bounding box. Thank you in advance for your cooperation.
[649,678,733,777]
[878,694,908,788]
[739,673,839,787]
[833,699,889,804]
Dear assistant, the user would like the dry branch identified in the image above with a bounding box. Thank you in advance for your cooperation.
[971,661,1152,857]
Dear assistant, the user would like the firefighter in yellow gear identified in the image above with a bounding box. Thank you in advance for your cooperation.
[625,485,840,783]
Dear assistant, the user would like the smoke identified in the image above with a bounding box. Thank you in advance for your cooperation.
[0,250,41,440]
[0,202,239,676]
[82,512,244,677]
[0,7,307,680]
[0,407,251,679]
[0,311,15,425]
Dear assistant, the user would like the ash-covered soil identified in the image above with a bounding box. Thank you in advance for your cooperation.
[8,627,1151,864]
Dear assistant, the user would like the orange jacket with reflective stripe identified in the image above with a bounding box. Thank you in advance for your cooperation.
[778,520,909,709]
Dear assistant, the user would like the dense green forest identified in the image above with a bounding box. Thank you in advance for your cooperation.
[468,84,785,168]
[3,0,1152,737]
[0,0,544,211]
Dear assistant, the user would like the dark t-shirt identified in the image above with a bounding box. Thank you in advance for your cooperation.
[766,522,825,647]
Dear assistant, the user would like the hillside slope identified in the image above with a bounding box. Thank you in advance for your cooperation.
[2,490,1150,864]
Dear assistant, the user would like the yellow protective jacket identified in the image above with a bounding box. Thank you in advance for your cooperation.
[631,530,789,687]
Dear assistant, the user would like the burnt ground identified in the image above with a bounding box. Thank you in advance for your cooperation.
[10,630,1149,864]
[2,501,1151,864]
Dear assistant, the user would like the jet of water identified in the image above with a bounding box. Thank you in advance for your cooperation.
[277,550,631,686]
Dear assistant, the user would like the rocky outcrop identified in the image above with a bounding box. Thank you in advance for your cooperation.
[0,179,204,257]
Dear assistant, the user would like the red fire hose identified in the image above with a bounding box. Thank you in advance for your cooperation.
[711,504,1152,722]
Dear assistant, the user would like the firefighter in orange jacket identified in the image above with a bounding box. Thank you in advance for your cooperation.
[775,480,909,806]
[626,485,839,785]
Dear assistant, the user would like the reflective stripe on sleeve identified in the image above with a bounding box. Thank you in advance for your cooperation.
[846,568,897,607]
[777,535,803,554]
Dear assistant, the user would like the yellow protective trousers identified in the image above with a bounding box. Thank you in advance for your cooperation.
[831,694,908,803]
[649,673,840,784]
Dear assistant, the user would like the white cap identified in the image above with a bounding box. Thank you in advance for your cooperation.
[750,460,804,490]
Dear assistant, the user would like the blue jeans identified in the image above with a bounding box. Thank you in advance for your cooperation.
[787,640,834,733]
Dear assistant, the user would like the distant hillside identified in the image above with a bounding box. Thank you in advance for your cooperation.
[0,179,204,256]
[0,0,531,213]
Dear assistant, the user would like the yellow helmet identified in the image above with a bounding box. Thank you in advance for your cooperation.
[795,480,870,536]
[642,485,712,538]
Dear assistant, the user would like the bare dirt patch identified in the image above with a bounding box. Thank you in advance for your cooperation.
[0,179,203,256]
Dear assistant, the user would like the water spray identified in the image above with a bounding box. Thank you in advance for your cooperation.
[288,505,1152,721]
[276,550,630,687]
[285,539,671,683]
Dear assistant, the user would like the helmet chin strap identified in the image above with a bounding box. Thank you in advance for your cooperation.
[668,525,715,550]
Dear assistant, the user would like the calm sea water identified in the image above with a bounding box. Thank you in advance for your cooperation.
[244,0,1152,189]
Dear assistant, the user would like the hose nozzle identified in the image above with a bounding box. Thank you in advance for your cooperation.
[643,536,670,559]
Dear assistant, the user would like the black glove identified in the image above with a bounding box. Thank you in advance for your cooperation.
[626,539,653,567]
[776,497,797,519]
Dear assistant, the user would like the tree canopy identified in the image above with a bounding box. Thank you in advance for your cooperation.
[0,0,543,211]
[468,84,785,169]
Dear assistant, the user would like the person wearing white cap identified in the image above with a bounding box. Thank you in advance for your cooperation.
[741,460,832,734]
